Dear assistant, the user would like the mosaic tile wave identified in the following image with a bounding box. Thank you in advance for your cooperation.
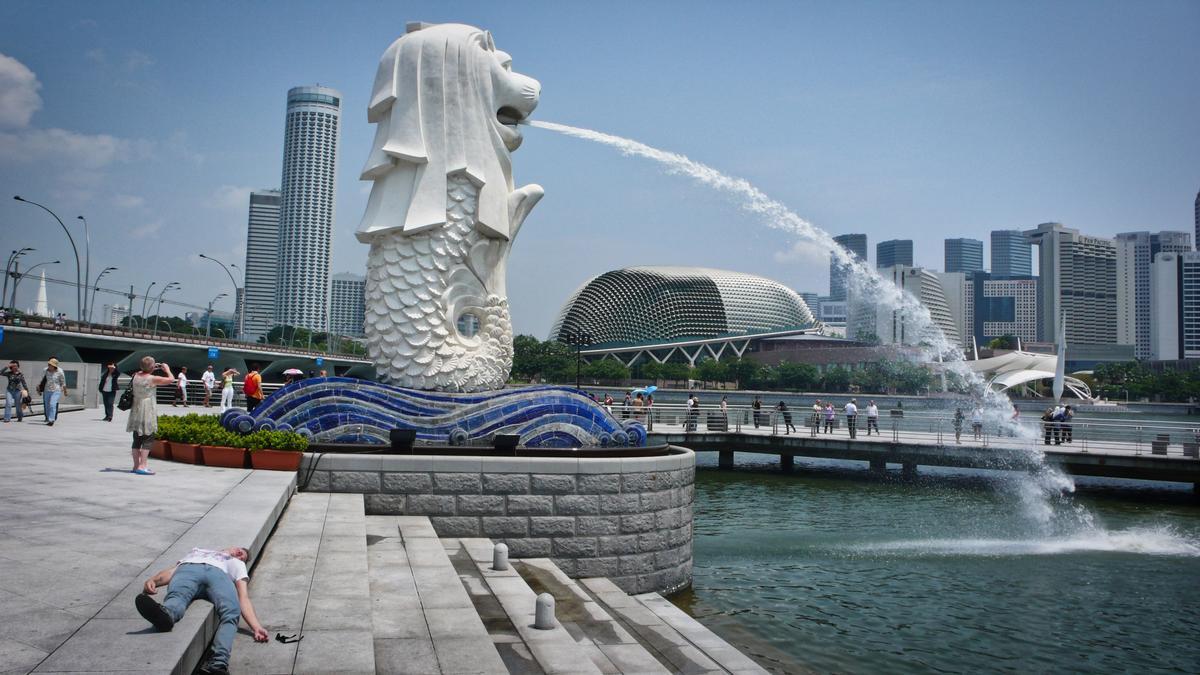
[219,377,647,448]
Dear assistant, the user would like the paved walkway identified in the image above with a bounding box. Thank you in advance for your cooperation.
[0,405,291,674]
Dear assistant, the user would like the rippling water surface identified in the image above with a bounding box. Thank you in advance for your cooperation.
[675,455,1200,673]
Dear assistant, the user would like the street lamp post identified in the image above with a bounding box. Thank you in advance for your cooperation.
[198,254,242,339]
[75,216,91,327]
[86,266,117,324]
[10,260,60,310]
[152,282,180,337]
[2,247,34,311]
[13,196,83,322]
[206,292,227,337]
[139,282,157,330]
[571,331,592,390]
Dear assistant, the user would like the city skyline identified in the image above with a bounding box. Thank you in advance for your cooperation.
[1,2,1198,338]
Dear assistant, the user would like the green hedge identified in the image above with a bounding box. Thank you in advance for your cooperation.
[157,414,308,452]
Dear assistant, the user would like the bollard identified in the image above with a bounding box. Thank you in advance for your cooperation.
[534,592,556,630]
[492,542,509,571]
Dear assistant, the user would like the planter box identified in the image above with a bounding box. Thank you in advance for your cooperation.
[250,449,303,472]
[202,445,248,469]
[149,440,172,461]
[171,443,204,465]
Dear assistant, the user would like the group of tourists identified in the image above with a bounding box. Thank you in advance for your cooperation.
[1041,403,1075,445]
[2,358,69,425]
[952,405,985,443]
[620,391,655,422]
[805,398,879,438]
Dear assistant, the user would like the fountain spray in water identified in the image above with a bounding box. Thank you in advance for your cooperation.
[530,119,1085,530]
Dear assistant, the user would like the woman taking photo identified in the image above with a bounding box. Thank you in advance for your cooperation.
[127,356,174,475]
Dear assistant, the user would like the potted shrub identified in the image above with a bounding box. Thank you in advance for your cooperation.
[199,427,249,469]
[163,414,204,465]
[249,430,307,471]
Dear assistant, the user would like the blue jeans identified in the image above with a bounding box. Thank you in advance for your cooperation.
[4,390,22,421]
[43,390,60,422]
[162,563,241,669]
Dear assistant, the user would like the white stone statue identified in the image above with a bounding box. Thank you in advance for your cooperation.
[357,23,542,391]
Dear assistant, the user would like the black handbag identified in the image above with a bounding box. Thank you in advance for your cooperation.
[117,382,134,411]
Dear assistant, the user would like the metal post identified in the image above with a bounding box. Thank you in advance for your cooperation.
[76,216,90,327]
[2,248,32,310]
[13,197,83,321]
[126,286,135,331]
[140,282,156,330]
[198,254,242,340]
[152,282,179,337]
[87,266,117,325]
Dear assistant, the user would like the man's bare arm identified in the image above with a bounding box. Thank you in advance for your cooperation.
[143,564,177,594]
[236,579,269,642]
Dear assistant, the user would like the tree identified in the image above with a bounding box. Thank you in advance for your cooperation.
[583,359,629,382]
[988,334,1018,350]
[660,362,691,385]
[726,358,761,389]
[820,366,851,392]
[776,361,820,391]
[696,358,727,387]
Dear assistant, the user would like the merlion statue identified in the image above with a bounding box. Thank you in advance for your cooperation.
[357,22,543,391]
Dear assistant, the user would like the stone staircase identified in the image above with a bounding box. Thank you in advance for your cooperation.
[232,494,763,674]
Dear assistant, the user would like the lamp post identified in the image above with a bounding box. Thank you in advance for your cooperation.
[3,247,34,310]
[86,266,117,324]
[13,196,83,322]
[10,260,60,310]
[139,281,156,331]
[198,254,242,339]
[205,292,227,337]
[75,216,91,327]
[571,330,592,390]
[151,282,180,337]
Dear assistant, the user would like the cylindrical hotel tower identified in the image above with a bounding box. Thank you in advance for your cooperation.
[276,85,340,331]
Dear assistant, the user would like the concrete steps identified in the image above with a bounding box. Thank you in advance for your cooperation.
[581,578,767,675]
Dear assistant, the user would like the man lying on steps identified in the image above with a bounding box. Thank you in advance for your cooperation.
[135,546,269,675]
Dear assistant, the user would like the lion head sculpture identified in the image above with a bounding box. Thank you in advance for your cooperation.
[356,23,543,391]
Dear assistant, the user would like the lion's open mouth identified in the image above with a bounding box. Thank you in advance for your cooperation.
[496,106,525,127]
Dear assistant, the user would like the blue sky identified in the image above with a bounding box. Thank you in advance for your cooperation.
[1,1,1197,337]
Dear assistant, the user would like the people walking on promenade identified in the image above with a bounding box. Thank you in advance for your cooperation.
[98,362,120,421]
[777,401,796,434]
[172,366,188,407]
[685,394,698,431]
[201,365,216,407]
[3,360,28,423]
[127,356,173,475]
[136,546,269,674]
[809,399,822,436]
[844,398,858,438]
[243,365,263,412]
[38,358,68,426]
[954,407,965,443]
[1041,406,1058,445]
[823,402,835,433]
[219,367,239,412]
[865,400,879,436]
[1061,405,1074,443]
[752,396,763,428]
[971,406,984,441]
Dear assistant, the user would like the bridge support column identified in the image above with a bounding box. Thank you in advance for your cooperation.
[780,454,793,471]
[902,462,918,479]
[719,450,734,470]
[869,458,886,473]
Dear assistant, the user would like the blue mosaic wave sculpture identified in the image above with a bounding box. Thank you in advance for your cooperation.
[219,377,646,448]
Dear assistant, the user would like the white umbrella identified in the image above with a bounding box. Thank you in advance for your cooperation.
[282,368,305,376]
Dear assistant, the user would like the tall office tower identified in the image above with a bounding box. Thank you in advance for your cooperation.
[103,304,130,327]
[275,85,341,332]
[1194,190,1199,250]
[935,271,970,346]
[1150,251,1200,359]
[241,189,282,343]
[944,238,984,273]
[869,265,960,345]
[958,271,1038,348]
[330,272,366,337]
[829,233,867,301]
[876,239,913,270]
[1024,222,1118,345]
[1115,231,1192,359]
[991,230,1032,277]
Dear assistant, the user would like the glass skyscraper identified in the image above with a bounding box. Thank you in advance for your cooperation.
[242,189,281,343]
[944,238,984,273]
[1115,231,1192,359]
[990,230,1032,277]
[330,272,366,337]
[876,239,913,270]
[829,233,867,301]
[276,85,341,332]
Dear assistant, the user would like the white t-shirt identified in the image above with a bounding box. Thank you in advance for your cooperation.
[866,404,879,417]
[201,370,216,389]
[178,547,248,583]
[178,373,188,389]
[844,402,857,416]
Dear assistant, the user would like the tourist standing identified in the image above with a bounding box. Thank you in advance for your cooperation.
[219,367,239,412]
[1061,405,1074,443]
[865,400,879,436]
[646,394,655,430]
[243,365,263,412]
[38,358,68,426]
[971,406,984,441]
[127,356,174,475]
[752,396,762,428]
[98,363,121,422]
[3,360,28,423]
[603,393,614,415]
[954,408,965,443]
[1051,404,1066,445]
[1041,407,1056,445]
[685,394,697,431]
[844,398,858,438]
[632,392,645,422]
[173,366,188,407]
[201,365,216,407]
[777,401,796,434]
[823,402,835,433]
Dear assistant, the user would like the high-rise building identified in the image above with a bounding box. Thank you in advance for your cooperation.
[944,238,984,273]
[242,189,282,343]
[330,273,366,337]
[957,271,1038,348]
[1194,190,1199,251]
[991,230,1032,277]
[1115,231,1192,359]
[103,304,130,327]
[1149,251,1200,360]
[276,85,341,332]
[798,292,821,314]
[935,271,970,347]
[876,239,913,270]
[867,265,960,346]
[1024,222,1118,345]
[829,233,867,301]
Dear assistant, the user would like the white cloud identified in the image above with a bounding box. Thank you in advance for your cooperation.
[125,50,154,71]
[0,53,42,128]
[113,193,145,208]
[773,239,831,266]
[211,185,253,210]
[129,221,161,239]
[0,127,150,168]
[85,48,107,66]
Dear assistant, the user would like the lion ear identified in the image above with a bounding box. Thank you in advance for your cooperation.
[485,31,495,51]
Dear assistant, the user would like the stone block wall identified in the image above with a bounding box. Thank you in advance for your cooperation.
[299,450,695,595]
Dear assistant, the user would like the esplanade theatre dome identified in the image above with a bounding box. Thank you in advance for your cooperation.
[550,266,820,346]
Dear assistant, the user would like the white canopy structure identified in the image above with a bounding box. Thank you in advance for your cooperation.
[962,350,1093,400]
